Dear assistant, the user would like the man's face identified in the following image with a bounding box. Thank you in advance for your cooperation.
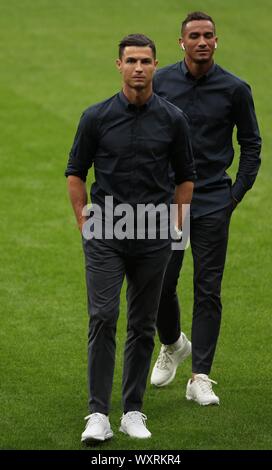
[180,20,217,64]
[116,46,158,91]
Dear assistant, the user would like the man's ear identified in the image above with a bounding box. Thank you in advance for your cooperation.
[178,38,185,50]
[116,58,122,72]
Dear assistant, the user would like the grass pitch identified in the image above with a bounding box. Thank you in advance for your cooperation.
[0,0,271,451]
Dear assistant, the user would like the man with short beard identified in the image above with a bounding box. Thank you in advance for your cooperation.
[151,12,261,405]
[65,34,195,442]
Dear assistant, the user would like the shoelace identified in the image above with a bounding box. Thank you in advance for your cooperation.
[123,411,147,426]
[84,413,105,426]
[195,376,217,395]
[156,345,175,370]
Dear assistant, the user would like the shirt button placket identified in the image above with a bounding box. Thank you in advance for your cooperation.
[188,82,198,129]
[130,111,139,202]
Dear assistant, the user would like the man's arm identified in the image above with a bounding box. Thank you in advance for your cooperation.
[232,82,262,203]
[67,176,88,232]
[174,181,194,230]
[65,109,97,231]
[170,112,196,230]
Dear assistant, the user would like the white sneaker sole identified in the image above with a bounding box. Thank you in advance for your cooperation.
[186,394,220,406]
[81,430,113,443]
[119,425,151,439]
[151,366,177,387]
[151,340,192,387]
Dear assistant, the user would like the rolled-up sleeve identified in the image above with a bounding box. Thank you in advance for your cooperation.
[65,109,98,182]
[170,113,197,185]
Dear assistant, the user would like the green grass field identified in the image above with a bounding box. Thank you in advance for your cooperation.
[0,0,271,451]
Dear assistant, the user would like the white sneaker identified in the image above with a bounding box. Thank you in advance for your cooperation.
[186,374,220,406]
[81,413,113,443]
[120,411,151,439]
[151,333,191,387]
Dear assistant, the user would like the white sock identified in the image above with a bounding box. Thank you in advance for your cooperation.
[171,333,184,350]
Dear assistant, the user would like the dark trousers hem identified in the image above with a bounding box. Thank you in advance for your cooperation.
[192,367,211,375]
[91,407,109,416]
[123,406,142,414]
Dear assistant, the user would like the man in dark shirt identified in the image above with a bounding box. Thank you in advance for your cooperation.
[65,34,195,442]
[151,12,262,405]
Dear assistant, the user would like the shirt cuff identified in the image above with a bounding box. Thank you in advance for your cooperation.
[231,180,246,202]
[174,172,197,185]
[64,169,87,182]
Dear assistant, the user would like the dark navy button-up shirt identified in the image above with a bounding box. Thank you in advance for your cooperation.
[153,61,262,218]
[65,91,196,210]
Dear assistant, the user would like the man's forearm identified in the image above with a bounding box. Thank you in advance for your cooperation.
[67,175,88,231]
[231,148,261,203]
[174,181,194,229]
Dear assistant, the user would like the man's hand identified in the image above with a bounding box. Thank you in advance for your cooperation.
[231,198,238,210]
[174,181,194,229]
[67,175,88,232]
[78,216,88,233]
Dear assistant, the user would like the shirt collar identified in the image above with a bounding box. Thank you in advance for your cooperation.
[118,90,154,111]
[180,60,216,80]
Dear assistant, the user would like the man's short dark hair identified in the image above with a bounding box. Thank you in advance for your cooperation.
[181,11,216,35]
[119,34,156,59]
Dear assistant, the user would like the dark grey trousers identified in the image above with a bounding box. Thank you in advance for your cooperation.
[156,205,232,375]
[82,237,171,415]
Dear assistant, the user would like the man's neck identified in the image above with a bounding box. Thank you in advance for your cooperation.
[122,85,152,106]
[184,58,214,79]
